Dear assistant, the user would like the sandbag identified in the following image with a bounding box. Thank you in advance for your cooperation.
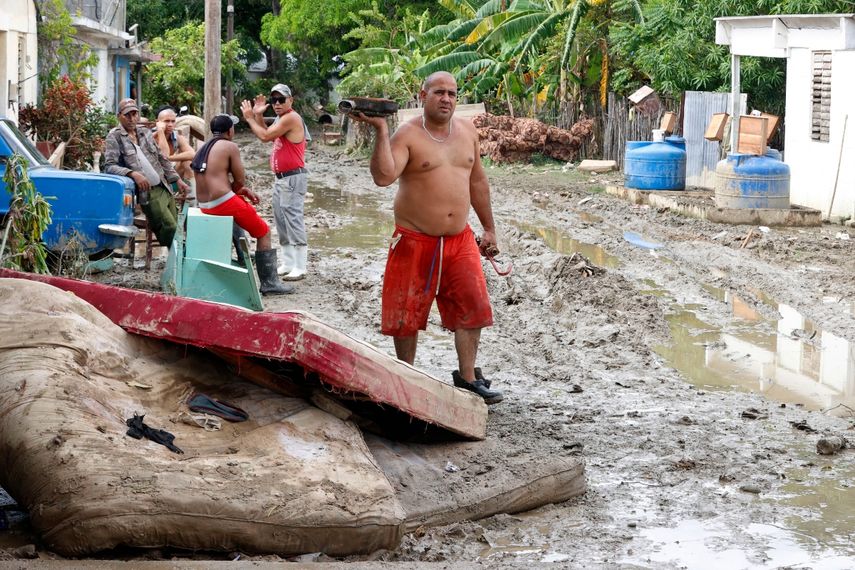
[0,278,404,556]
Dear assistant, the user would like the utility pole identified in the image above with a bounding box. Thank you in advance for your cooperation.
[226,0,234,115]
[204,0,222,133]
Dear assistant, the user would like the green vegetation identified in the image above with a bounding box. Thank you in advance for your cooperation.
[36,0,98,87]
[124,0,855,141]
[1,154,52,274]
[146,22,246,114]
[610,0,853,114]
[18,76,115,170]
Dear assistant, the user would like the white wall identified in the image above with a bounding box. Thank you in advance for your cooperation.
[88,44,112,109]
[0,0,38,123]
[785,48,855,219]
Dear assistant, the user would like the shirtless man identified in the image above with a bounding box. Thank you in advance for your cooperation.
[153,106,196,183]
[192,114,293,296]
[350,71,503,404]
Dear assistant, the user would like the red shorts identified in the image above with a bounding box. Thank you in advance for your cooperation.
[381,225,493,336]
[201,194,269,238]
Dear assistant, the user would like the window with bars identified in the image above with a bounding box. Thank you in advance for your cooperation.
[811,51,831,142]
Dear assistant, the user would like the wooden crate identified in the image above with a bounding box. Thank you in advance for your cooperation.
[659,112,677,133]
[736,115,768,155]
[704,113,729,141]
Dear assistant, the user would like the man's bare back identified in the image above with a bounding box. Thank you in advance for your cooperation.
[392,117,481,236]
[194,138,244,203]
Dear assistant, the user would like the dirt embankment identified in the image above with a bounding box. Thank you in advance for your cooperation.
[4,134,855,566]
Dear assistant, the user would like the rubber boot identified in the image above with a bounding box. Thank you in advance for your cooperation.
[277,244,296,276]
[283,245,307,281]
[232,223,247,265]
[256,249,295,295]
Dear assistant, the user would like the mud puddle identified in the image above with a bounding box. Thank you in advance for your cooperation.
[642,281,855,565]
[307,184,394,251]
[514,222,620,268]
[622,518,853,569]
[651,282,855,415]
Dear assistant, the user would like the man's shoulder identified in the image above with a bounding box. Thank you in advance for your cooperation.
[393,120,419,142]
[207,137,239,155]
[106,126,125,138]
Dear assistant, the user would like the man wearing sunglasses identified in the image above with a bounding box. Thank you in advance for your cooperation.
[240,84,309,281]
[105,98,191,249]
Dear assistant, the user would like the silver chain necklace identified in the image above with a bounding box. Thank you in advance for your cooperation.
[422,115,452,143]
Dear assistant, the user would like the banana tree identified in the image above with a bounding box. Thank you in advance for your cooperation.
[420,0,643,116]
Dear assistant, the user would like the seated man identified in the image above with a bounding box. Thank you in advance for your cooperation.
[153,105,196,202]
[192,114,294,296]
[105,98,190,248]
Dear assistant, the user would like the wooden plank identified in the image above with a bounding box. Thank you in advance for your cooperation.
[0,270,488,440]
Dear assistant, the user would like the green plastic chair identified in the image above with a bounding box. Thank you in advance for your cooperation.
[162,205,263,311]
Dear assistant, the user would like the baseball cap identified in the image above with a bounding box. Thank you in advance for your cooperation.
[210,114,240,134]
[118,98,139,116]
[270,84,292,97]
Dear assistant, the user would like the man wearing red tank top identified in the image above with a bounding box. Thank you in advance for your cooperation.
[240,84,309,281]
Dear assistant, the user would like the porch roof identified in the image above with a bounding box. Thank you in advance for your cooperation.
[715,14,855,57]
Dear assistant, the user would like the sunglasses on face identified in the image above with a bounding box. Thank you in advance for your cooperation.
[269,96,289,105]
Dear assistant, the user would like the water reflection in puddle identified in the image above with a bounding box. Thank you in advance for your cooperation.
[307,184,394,250]
[622,519,853,569]
[653,284,855,415]
[515,222,620,268]
[775,460,855,553]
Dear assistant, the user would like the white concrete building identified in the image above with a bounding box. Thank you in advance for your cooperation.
[0,0,39,123]
[66,0,134,111]
[716,14,855,221]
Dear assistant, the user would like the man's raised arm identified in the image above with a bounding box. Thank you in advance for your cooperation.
[351,113,409,187]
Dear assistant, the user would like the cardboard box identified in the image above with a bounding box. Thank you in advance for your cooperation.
[736,115,768,155]
[704,113,729,141]
[659,112,677,133]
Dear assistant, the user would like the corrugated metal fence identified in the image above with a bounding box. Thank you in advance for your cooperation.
[683,91,746,189]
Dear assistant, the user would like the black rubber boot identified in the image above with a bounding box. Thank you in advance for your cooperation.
[453,368,492,389]
[452,370,503,405]
[232,223,247,265]
[256,249,295,295]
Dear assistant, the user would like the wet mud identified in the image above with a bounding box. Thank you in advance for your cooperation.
[4,133,855,567]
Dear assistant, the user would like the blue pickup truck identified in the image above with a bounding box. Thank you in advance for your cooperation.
[0,117,137,256]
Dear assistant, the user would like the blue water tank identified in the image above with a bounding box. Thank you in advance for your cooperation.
[715,152,790,209]
[764,148,783,161]
[624,137,687,190]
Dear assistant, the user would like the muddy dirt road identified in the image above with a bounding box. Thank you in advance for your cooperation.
[5,133,855,567]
